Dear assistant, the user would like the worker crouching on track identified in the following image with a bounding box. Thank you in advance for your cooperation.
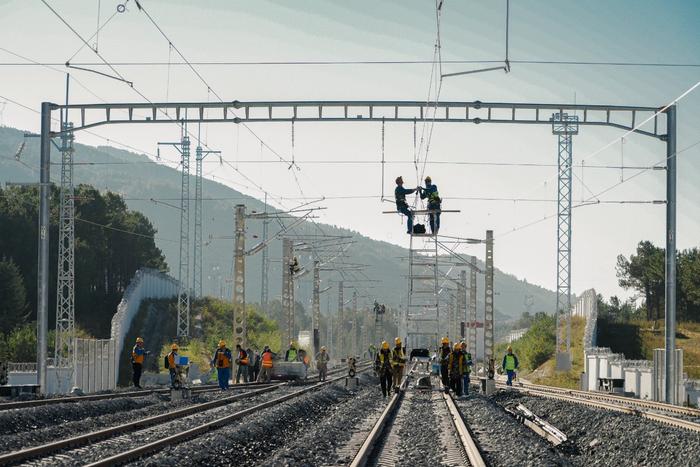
[391,337,406,393]
[316,346,330,382]
[211,340,233,390]
[165,343,179,387]
[375,341,393,397]
[235,344,249,383]
[395,176,417,234]
[259,346,274,383]
[503,345,519,386]
[439,337,451,393]
[460,342,473,396]
[131,337,150,389]
[448,343,464,396]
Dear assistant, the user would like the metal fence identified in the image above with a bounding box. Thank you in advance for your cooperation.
[74,338,116,392]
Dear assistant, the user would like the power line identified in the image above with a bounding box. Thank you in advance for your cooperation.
[75,217,177,243]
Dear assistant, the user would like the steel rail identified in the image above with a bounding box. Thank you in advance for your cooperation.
[506,385,700,433]
[0,380,272,411]
[443,392,487,467]
[85,364,372,467]
[0,384,284,465]
[349,362,416,467]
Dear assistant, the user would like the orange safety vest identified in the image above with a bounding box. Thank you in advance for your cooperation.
[215,348,231,369]
[238,349,249,366]
[167,352,177,369]
[261,351,273,368]
[132,345,144,364]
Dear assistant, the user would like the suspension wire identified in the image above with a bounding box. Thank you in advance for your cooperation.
[620,137,625,182]
[67,1,122,63]
[95,0,102,52]
[165,42,172,115]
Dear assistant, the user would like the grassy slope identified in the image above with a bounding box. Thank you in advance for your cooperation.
[598,320,700,380]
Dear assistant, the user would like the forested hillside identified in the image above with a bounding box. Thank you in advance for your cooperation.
[0,126,557,322]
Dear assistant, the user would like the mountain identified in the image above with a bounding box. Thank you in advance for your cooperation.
[0,125,557,321]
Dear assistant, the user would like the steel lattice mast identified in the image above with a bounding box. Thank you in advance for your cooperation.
[54,122,75,369]
[552,113,579,370]
[193,145,203,300]
[177,131,191,339]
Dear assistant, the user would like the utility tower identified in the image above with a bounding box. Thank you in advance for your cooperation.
[469,256,477,356]
[282,238,295,348]
[233,204,246,347]
[54,122,75,369]
[552,113,579,371]
[157,131,192,340]
[193,141,220,299]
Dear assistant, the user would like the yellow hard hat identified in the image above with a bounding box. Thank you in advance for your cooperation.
[507,345,513,352]
[321,346,327,351]
[441,337,449,345]
[394,337,402,345]
[460,341,467,348]
[136,337,144,343]
[454,343,461,351]
[171,343,179,350]
[381,341,389,350]
[425,176,432,183]
[218,340,226,348]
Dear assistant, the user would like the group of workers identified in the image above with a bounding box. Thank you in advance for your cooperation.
[438,337,474,397]
[373,337,407,397]
[395,175,441,235]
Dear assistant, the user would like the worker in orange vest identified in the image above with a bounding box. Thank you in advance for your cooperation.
[165,343,179,387]
[211,340,233,390]
[131,337,150,389]
[235,344,250,383]
[259,346,274,383]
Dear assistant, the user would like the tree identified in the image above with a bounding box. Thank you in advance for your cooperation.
[0,259,29,334]
[616,241,665,321]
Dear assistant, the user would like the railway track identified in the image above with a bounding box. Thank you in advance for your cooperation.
[350,364,485,467]
[500,381,700,433]
[0,364,368,466]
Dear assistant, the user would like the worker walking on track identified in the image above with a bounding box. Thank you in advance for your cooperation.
[375,341,393,398]
[439,337,451,393]
[419,176,441,234]
[316,346,330,382]
[165,343,179,388]
[395,176,417,234]
[448,342,464,396]
[391,337,406,393]
[460,341,473,396]
[235,344,249,383]
[259,346,274,383]
[131,337,149,389]
[211,340,233,390]
[503,345,519,386]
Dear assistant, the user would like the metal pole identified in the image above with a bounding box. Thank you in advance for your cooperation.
[233,204,246,347]
[338,281,344,357]
[193,145,203,299]
[37,102,51,393]
[312,261,320,356]
[176,131,191,339]
[469,256,477,357]
[664,104,677,405]
[484,230,494,375]
[352,291,358,357]
[260,193,269,310]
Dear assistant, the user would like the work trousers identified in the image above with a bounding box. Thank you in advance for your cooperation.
[462,373,471,395]
[450,375,462,396]
[506,369,516,386]
[251,365,260,382]
[318,363,328,381]
[169,368,176,387]
[428,203,440,234]
[216,367,230,390]
[236,364,249,383]
[379,370,392,397]
[132,363,142,388]
[259,366,272,383]
[397,204,413,233]
[440,364,450,392]
[392,366,404,389]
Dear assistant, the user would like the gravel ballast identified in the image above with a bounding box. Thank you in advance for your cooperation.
[455,393,566,466]
[492,390,700,467]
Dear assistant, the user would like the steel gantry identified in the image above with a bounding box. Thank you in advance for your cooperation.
[552,113,579,370]
[36,99,676,403]
[54,122,75,370]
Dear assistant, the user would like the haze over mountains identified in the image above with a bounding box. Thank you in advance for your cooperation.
[0,125,557,321]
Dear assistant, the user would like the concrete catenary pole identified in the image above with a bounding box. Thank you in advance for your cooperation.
[282,238,295,349]
[469,256,477,357]
[312,261,321,356]
[233,205,246,347]
[337,281,344,357]
[37,102,52,393]
[665,105,677,404]
[484,231,494,374]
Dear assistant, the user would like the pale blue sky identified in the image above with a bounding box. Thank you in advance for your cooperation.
[1,0,699,301]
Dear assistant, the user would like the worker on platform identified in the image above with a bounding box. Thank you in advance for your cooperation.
[211,340,233,390]
[259,346,274,383]
[439,337,451,393]
[391,337,407,393]
[448,342,464,396]
[419,176,441,234]
[460,341,473,396]
[235,344,249,383]
[395,176,417,234]
[131,337,150,389]
[165,343,179,387]
[285,341,299,362]
[316,346,330,382]
[503,345,519,386]
[375,341,393,397]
